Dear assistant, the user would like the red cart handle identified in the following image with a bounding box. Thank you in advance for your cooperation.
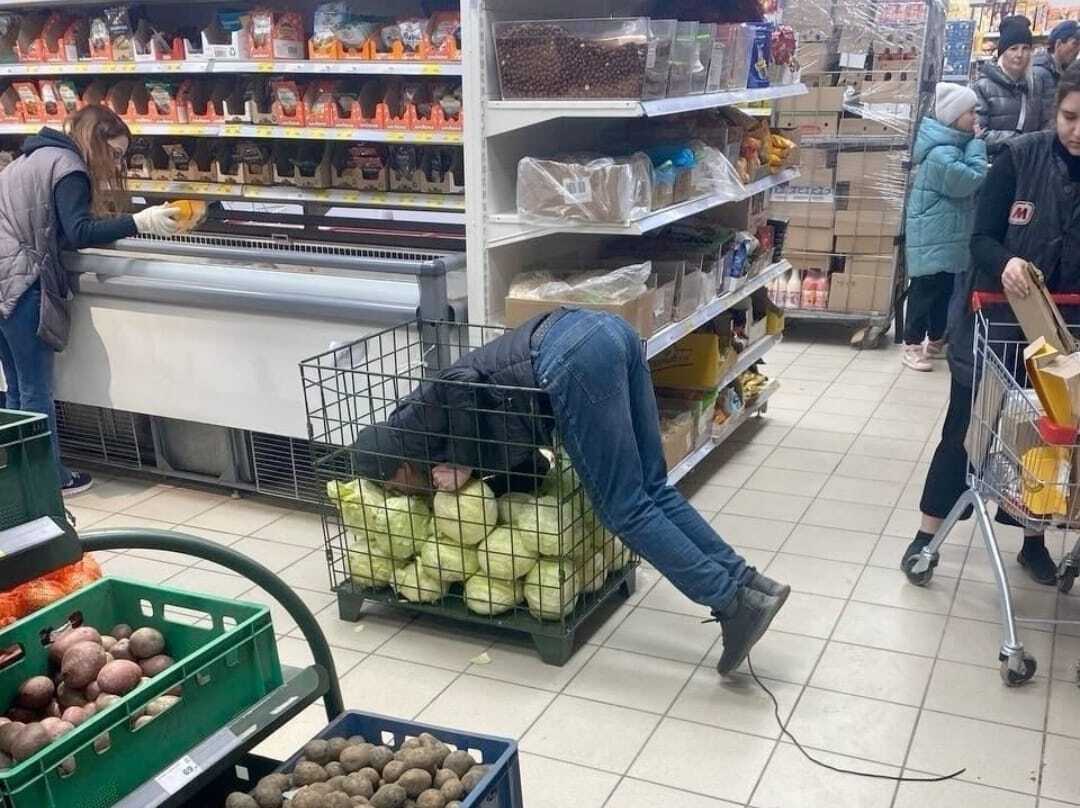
[971,292,1080,310]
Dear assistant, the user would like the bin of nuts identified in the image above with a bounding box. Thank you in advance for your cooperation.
[494,17,662,100]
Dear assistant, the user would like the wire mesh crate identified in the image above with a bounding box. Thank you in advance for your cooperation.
[300,319,638,665]
[0,409,66,531]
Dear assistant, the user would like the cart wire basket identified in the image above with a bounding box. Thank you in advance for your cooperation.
[902,292,1080,685]
[300,318,638,665]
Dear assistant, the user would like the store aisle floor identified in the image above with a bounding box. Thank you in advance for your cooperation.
[72,330,1080,808]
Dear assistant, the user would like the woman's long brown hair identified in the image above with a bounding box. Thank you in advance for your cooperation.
[63,105,130,217]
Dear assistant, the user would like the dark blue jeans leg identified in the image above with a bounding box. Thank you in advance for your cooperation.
[0,285,69,487]
[536,311,744,613]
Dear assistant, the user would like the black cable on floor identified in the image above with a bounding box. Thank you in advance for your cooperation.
[746,655,966,783]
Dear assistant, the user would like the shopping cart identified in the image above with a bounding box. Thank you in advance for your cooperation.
[902,292,1080,686]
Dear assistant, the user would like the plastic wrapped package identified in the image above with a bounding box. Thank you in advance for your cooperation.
[508,262,652,305]
[494,18,656,99]
[688,140,745,198]
[516,152,653,225]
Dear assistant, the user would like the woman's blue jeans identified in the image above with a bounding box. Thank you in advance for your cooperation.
[534,309,750,614]
[0,284,71,487]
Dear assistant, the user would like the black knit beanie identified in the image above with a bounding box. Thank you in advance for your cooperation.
[998,15,1033,55]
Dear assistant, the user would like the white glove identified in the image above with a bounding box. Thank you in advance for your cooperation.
[133,204,181,237]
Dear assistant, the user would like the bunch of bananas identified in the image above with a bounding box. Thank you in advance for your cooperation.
[768,134,797,173]
[738,369,770,403]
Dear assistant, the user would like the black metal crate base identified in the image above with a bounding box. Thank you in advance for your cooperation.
[335,563,638,665]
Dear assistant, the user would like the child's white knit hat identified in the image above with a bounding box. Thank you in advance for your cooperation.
[934,83,978,126]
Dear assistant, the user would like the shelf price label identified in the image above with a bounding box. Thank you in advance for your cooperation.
[155,755,202,795]
[421,64,443,75]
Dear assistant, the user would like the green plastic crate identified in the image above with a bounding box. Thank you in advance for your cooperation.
[0,577,283,808]
[0,409,64,531]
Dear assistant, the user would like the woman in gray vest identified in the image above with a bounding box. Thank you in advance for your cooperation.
[903,62,1080,585]
[973,15,1052,158]
[0,106,180,495]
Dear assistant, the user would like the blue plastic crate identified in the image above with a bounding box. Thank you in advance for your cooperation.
[275,711,523,807]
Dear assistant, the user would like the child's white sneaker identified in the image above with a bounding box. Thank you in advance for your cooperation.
[924,339,947,360]
[902,344,933,372]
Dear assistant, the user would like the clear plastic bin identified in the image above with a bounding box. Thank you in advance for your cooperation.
[667,21,700,97]
[643,19,676,100]
[706,23,753,92]
[494,18,657,99]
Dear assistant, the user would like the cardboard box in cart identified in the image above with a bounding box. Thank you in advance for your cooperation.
[504,290,657,338]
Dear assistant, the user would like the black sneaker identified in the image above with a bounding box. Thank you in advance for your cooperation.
[746,571,791,606]
[715,587,787,675]
[62,471,93,497]
[901,535,939,571]
[1017,540,1057,586]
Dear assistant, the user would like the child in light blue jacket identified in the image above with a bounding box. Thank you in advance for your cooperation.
[903,83,988,371]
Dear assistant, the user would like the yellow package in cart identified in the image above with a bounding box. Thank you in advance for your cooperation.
[1024,338,1080,427]
[1021,445,1071,517]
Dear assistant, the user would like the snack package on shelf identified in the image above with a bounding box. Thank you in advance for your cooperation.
[336,79,383,128]
[213,141,243,184]
[310,2,379,60]
[133,19,185,62]
[270,79,304,126]
[371,13,460,61]
[236,140,273,185]
[421,147,464,194]
[199,9,253,61]
[388,144,423,191]
[303,80,339,127]
[158,139,208,181]
[332,142,388,191]
[516,152,653,225]
[249,9,305,60]
[273,141,333,187]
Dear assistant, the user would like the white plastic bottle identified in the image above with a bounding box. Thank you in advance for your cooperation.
[785,270,802,309]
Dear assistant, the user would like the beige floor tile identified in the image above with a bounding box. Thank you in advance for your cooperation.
[689,461,759,488]
[814,395,880,418]
[938,616,1053,672]
[818,475,901,508]
[707,440,775,468]
[629,717,774,803]
[520,695,659,773]
[122,486,228,523]
[785,687,919,765]
[339,654,457,718]
[684,484,738,512]
[296,600,410,653]
[606,778,742,808]
[797,411,868,434]
[894,779,1035,808]
[1051,633,1080,682]
[832,601,947,657]
[780,428,857,454]
[811,642,933,706]
[417,674,554,739]
[781,363,842,382]
[74,476,170,513]
[640,578,704,618]
[195,536,313,574]
[951,579,1058,627]
[239,583,335,637]
[847,435,925,462]
[518,753,619,808]
[185,497,291,535]
[252,703,329,761]
[962,543,1057,592]
[907,711,1043,793]
[605,607,720,665]
[762,447,843,474]
[467,639,597,692]
[750,742,899,808]
[170,524,245,547]
[737,422,791,446]
[377,618,494,672]
[277,549,335,593]
[836,453,918,484]
[704,629,824,685]
[826,382,888,402]
[862,417,935,443]
[1047,678,1080,739]
[800,498,893,535]
[872,401,944,424]
[781,523,879,564]
[745,466,827,498]
[66,504,113,530]
[869,534,969,580]
[764,554,862,599]
[252,508,327,548]
[1041,733,1080,803]
[851,566,958,615]
[566,647,694,714]
[101,553,189,584]
[670,668,801,738]
[722,489,813,523]
[272,635,365,676]
[710,513,795,551]
[766,591,845,638]
[163,567,253,599]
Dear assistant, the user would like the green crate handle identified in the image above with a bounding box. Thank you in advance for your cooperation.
[82,528,344,721]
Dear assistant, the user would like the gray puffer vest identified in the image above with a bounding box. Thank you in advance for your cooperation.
[948,131,1080,386]
[973,62,1050,157]
[0,146,86,350]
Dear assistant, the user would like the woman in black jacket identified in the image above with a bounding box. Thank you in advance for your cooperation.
[0,106,179,495]
[904,62,1080,584]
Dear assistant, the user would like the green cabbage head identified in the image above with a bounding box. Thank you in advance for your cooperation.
[418,534,480,583]
[524,558,579,620]
[464,573,525,616]
[433,479,498,545]
[477,526,539,580]
[368,494,431,561]
[392,558,450,603]
[575,548,608,594]
[347,534,395,587]
[327,478,386,533]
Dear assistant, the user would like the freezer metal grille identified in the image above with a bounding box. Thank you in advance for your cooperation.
[247,431,323,504]
[126,232,452,264]
[55,403,151,470]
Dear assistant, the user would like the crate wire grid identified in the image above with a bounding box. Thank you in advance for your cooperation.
[301,318,636,633]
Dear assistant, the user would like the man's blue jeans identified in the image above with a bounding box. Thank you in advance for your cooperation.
[0,284,71,487]
[534,309,750,614]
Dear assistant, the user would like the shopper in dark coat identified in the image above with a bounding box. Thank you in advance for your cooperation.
[904,62,1080,585]
[974,15,1051,156]
[353,308,790,675]
[1032,20,1080,114]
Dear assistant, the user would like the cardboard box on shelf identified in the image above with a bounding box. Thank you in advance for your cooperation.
[657,388,720,449]
[828,273,850,311]
[858,79,919,104]
[788,251,830,273]
[835,235,894,254]
[796,41,835,75]
[834,209,858,236]
[787,225,834,253]
[776,86,846,113]
[838,116,904,137]
[770,199,835,229]
[650,333,722,390]
[505,289,657,337]
[847,255,893,277]
[845,274,893,313]
[661,413,695,470]
[775,113,839,137]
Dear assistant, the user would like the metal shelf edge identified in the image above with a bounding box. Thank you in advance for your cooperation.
[0,122,463,144]
[0,60,463,77]
[786,308,888,323]
[667,380,780,485]
[646,260,790,359]
[487,169,800,247]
